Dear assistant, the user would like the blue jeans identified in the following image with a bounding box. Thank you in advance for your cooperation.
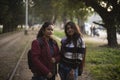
[59,64,78,80]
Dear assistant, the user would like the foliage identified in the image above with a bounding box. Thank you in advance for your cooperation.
[0,0,25,33]
[66,0,93,21]
[32,0,54,22]
[30,0,93,23]
[83,0,120,47]
[0,0,94,32]
[86,41,120,80]
[54,30,65,38]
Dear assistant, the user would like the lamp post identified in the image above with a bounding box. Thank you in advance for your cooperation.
[24,0,28,35]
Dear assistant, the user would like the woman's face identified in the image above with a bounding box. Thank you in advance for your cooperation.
[66,25,74,36]
[44,25,54,37]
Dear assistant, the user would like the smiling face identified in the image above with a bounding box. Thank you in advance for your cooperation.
[66,25,75,36]
[64,22,82,39]
[44,25,54,37]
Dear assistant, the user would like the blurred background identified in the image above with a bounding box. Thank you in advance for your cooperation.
[0,0,120,80]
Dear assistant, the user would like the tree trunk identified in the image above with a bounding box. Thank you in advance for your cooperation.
[106,24,118,47]
[62,12,67,26]
[77,17,85,34]
[2,24,9,33]
[52,14,57,24]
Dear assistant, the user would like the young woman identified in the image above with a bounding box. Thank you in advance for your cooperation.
[59,21,86,80]
[31,22,60,80]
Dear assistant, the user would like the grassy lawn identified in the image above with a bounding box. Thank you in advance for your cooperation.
[86,41,120,80]
[54,30,120,80]
[54,30,65,38]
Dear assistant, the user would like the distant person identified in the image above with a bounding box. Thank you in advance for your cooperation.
[92,26,99,37]
[31,22,60,80]
[90,25,93,36]
[59,21,86,80]
[93,26,96,36]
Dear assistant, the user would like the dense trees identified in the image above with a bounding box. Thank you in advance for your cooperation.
[0,0,91,33]
[0,0,119,47]
[31,0,92,33]
[0,0,25,33]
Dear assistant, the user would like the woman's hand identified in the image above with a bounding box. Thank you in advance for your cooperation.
[67,69,74,80]
[51,57,56,63]
[47,72,53,79]
[69,69,74,77]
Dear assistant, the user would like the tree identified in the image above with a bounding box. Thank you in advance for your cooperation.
[81,0,120,47]
[32,0,54,22]
[0,0,25,33]
[61,0,93,33]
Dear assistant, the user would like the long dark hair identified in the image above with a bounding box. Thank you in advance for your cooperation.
[37,22,53,38]
[64,21,82,45]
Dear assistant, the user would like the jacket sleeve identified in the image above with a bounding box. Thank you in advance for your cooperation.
[31,40,50,75]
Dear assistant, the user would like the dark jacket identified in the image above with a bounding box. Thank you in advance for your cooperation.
[31,37,60,76]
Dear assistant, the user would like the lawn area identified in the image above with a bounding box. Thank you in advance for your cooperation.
[85,40,120,80]
[54,29,65,38]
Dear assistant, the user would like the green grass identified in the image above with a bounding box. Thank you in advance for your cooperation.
[53,30,65,46]
[86,41,120,80]
[54,30,65,38]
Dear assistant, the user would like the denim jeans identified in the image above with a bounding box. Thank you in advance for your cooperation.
[59,64,78,80]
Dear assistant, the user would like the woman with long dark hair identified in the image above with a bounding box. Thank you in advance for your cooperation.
[59,21,86,80]
[31,22,60,80]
